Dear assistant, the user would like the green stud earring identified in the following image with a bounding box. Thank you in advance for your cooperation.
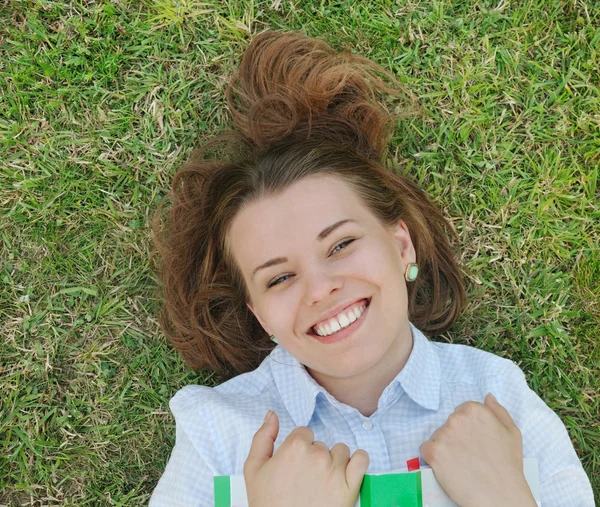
[270,335,278,344]
[404,263,419,282]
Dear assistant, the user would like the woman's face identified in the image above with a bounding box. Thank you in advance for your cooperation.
[228,174,416,381]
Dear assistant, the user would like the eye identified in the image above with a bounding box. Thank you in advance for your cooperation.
[266,273,292,289]
[330,238,355,255]
[266,239,357,289]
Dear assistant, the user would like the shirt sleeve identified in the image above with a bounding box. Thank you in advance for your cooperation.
[149,420,215,507]
[149,388,221,507]
[498,360,595,507]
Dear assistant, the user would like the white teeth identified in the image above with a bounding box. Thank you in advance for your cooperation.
[338,314,350,328]
[313,301,368,337]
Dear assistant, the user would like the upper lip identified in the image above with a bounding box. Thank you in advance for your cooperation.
[307,297,370,332]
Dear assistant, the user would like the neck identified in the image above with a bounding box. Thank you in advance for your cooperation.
[307,324,414,417]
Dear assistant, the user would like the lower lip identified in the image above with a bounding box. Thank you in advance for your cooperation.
[310,298,371,345]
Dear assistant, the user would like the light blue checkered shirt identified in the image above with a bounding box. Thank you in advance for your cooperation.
[150,322,594,506]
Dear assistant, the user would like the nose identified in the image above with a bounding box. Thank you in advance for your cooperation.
[302,268,344,306]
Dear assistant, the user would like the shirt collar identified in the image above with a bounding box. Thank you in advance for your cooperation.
[268,322,441,426]
[268,347,324,427]
[396,322,441,412]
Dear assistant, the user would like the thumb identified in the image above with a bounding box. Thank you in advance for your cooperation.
[485,393,516,430]
[244,411,280,477]
[345,449,370,496]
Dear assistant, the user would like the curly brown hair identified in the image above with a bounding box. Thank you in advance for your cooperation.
[151,30,467,380]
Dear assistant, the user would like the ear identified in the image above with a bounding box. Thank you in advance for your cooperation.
[392,219,416,266]
[247,302,271,335]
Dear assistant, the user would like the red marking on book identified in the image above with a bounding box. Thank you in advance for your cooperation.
[406,457,420,471]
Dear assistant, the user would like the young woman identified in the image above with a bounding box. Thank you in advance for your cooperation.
[149,31,594,506]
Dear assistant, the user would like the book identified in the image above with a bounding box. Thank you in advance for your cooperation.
[214,458,540,506]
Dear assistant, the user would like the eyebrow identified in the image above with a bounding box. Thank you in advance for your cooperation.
[250,219,357,281]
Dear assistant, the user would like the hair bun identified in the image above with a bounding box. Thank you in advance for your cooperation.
[225,30,414,160]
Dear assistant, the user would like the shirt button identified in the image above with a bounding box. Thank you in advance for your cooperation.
[362,420,373,431]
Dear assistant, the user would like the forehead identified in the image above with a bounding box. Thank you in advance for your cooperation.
[228,175,372,271]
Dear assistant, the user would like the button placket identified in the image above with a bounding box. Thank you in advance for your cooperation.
[353,417,390,471]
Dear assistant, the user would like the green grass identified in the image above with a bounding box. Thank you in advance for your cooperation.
[1,0,598,504]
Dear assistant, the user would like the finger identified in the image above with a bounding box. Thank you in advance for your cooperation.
[484,393,517,430]
[454,400,495,427]
[428,426,441,442]
[311,440,330,454]
[284,426,314,447]
[330,443,350,469]
[244,410,280,477]
[454,400,483,415]
[420,440,435,466]
[277,426,315,456]
[345,449,369,494]
[288,425,314,440]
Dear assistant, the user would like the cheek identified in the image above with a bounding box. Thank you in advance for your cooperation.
[353,240,403,281]
[355,242,408,318]
[262,294,299,335]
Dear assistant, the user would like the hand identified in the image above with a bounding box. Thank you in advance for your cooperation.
[420,393,537,507]
[244,410,370,507]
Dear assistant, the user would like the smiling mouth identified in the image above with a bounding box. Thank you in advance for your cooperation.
[307,297,371,337]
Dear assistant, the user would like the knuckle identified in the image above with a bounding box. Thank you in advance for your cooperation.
[285,427,312,451]
[289,426,312,441]
[446,412,460,428]
[312,440,329,453]
[287,434,307,451]
[421,441,438,465]
[352,448,370,466]
[462,401,480,416]
[432,421,453,441]
[300,426,315,440]
[311,442,331,462]
[353,448,368,458]
[332,442,350,454]
[437,425,451,440]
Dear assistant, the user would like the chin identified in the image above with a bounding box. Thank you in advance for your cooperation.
[325,351,382,378]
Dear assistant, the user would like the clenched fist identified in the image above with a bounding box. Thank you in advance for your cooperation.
[244,411,370,507]
[420,393,537,507]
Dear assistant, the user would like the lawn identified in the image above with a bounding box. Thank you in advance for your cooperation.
[1,0,598,504]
